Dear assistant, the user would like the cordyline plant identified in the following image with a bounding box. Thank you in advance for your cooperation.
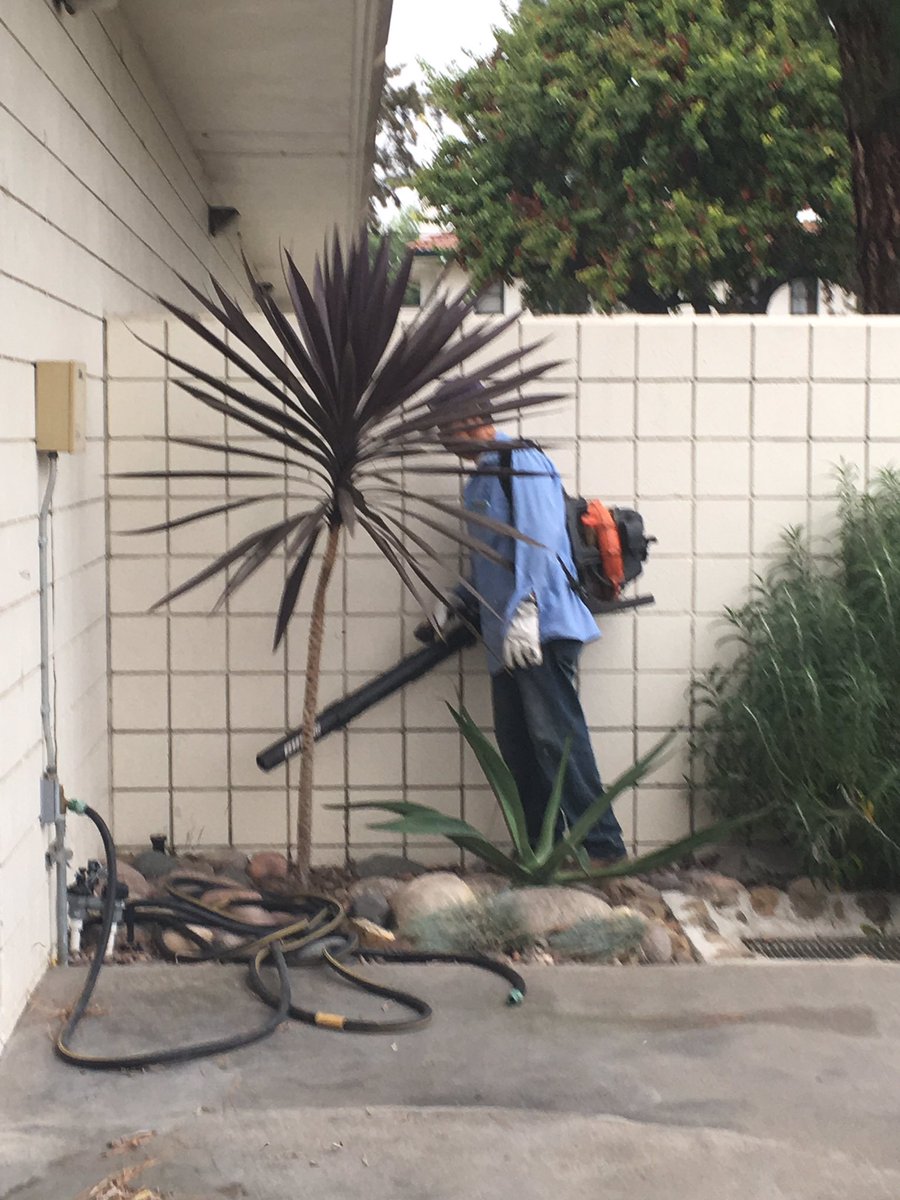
[117,231,564,877]
[345,704,766,884]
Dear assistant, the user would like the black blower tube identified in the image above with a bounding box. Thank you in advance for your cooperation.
[256,594,654,774]
[256,620,478,772]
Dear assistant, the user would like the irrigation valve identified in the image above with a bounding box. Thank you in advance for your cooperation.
[67,860,128,959]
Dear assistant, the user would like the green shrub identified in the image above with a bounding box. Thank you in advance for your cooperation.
[341,705,763,887]
[694,468,900,887]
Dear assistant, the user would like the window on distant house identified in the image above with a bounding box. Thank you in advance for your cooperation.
[403,280,422,308]
[474,280,505,315]
[789,278,818,315]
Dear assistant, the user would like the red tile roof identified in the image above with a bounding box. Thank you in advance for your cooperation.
[407,232,460,254]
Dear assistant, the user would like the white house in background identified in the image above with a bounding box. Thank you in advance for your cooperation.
[0,0,389,1051]
[408,232,526,315]
[408,232,857,316]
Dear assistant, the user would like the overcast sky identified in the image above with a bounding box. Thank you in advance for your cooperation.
[383,1,518,219]
[386,0,517,78]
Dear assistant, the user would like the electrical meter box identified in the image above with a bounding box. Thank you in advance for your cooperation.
[35,361,86,454]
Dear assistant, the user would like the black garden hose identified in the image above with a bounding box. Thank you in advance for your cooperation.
[56,801,526,1070]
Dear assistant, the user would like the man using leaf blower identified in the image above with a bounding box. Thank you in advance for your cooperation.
[424,381,627,867]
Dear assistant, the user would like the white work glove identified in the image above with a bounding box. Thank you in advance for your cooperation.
[502,596,543,670]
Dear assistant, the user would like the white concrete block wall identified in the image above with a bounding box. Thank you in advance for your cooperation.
[0,0,245,1047]
[104,313,900,869]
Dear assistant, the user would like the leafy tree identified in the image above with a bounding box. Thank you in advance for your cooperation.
[814,1,900,312]
[371,66,426,220]
[418,0,855,313]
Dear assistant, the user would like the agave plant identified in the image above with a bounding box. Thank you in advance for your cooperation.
[116,231,564,876]
[344,704,765,884]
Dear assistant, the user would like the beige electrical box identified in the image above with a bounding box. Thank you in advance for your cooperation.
[35,361,86,454]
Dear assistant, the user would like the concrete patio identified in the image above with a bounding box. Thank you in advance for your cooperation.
[1,959,899,1198]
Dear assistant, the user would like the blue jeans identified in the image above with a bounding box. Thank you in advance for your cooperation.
[491,639,626,860]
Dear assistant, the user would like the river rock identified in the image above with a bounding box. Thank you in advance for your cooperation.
[247,851,289,885]
[858,891,892,926]
[393,872,477,932]
[682,869,742,907]
[133,848,178,880]
[642,870,683,892]
[349,876,405,903]
[202,849,250,874]
[788,876,828,919]
[114,862,152,900]
[749,885,782,917]
[506,887,612,939]
[466,874,510,899]
[161,924,214,958]
[356,853,428,879]
[218,864,255,888]
[597,877,664,906]
[228,904,276,927]
[349,889,393,927]
[640,920,674,964]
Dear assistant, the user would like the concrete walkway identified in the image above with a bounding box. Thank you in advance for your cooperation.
[1,960,899,1198]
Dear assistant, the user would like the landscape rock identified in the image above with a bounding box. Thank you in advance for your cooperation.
[640,920,675,965]
[228,904,275,927]
[643,870,683,892]
[788,876,828,919]
[505,887,613,940]
[248,851,290,885]
[177,856,216,877]
[682,869,743,907]
[548,907,648,961]
[465,874,510,899]
[170,859,213,878]
[348,876,405,903]
[597,877,664,907]
[670,930,696,963]
[631,897,670,922]
[393,873,477,932]
[749,885,782,917]
[133,848,178,880]
[858,892,892,927]
[355,853,427,880]
[113,862,152,900]
[160,925,215,958]
[200,887,263,910]
[349,889,393,928]
[218,865,255,888]
[201,849,250,874]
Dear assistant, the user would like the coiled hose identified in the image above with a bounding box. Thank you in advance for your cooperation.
[56,801,526,1070]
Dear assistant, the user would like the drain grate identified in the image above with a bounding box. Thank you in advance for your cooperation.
[743,935,900,962]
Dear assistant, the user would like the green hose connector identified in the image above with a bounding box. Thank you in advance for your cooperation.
[66,798,87,815]
[506,987,524,1007]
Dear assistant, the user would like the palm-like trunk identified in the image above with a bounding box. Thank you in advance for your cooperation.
[831,6,900,313]
[295,521,342,879]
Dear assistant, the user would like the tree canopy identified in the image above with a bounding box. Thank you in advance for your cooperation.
[371,66,426,221]
[813,0,900,311]
[417,0,855,313]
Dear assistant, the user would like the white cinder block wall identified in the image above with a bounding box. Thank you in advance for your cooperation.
[0,0,245,1047]
[105,315,900,866]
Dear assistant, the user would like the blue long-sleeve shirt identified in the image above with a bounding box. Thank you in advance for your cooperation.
[463,433,599,674]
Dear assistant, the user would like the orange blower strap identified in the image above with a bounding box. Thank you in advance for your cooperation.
[580,501,625,593]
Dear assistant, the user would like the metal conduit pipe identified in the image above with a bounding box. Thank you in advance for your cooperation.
[38,452,68,966]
